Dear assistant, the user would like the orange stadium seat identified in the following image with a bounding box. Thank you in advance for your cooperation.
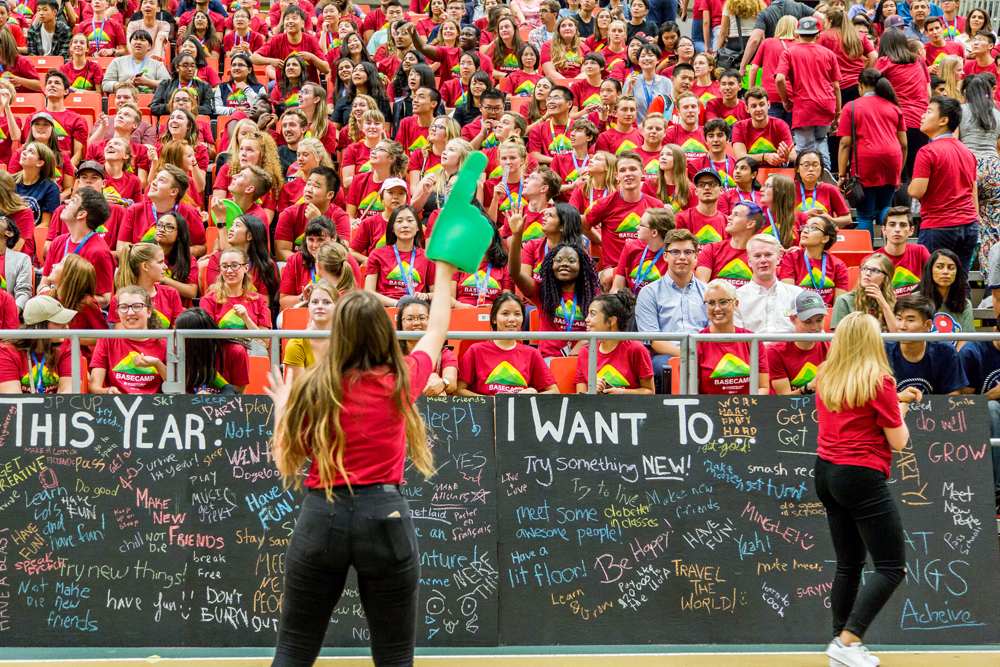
[667,356,681,395]
[245,356,272,394]
[548,356,577,394]
[833,229,874,269]
[79,357,89,394]
[847,265,859,290]
[282,307,309,331]
[65,91,102,125]
[25,56,63,74]
[11,93,43,115]
[510,96,530,116]
[93,57,116,75]
[33,227,47,264]
[757,167,794,182]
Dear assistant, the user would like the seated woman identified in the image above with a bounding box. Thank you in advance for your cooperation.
[778,215,849,307]
[644,144,694,213]
[204,214,280,310]
[61,33,104,91]
[457,293,558,395]
[793,149,851,227]
[280,137,337,212]
[176,307,250,394]
[697,279,769,394]
[271,54,309,116]
[516,202,585,282]
[452,225,513,307]
[346,139,409,226]
[505,44,543,100]
[8,114,73,201]
[316,240,362,294]
[760,173,806,248]
[396,295,458,396]
[201,246,273,354]
[831,253,898,331]
[109,243,183,328]
[575,291,655,394]
[0,214,32,312]
[180,10,222,61]
[215,54,267,117]
[919,248,974,343]
[149,52,213,117]
[278,217,349,311]
[0,295,77,394]
[14,142,60,229]
[342,108,386,191]
[176,35,222,88]
[103,138,144,205]
[717,155,761,216]
[407,115,461,191]
[541,17,591,79]
[162,88,216,153]
[283,280,338,382]
[90,286,168,394]
[364,206,435,307]
[156,108,210,177]
[153,211,199,302]
[46,254,105,356]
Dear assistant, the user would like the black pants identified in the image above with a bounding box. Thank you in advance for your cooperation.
[272,485,420,667]
[828,85,859,175]
[814,457,907,639]
[901,126,929,185]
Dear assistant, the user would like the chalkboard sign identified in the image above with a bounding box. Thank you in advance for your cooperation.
[0,394,497,648]
[494,395,1000,646]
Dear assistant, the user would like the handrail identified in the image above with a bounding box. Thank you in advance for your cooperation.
[2,329,998,394]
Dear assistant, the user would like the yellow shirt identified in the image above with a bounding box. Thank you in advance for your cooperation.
[283,338,316,368]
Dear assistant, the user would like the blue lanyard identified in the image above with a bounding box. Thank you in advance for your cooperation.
[571,151,588,177]
[473,262,492,298]
[503,177,524,211]
[798,182,817,209]
[65,231,96,257]
[802,252,828,293]
[930,132,954,142]
[765,209,779,240]
[737,189,756,203]
[640,75,654,106]
[152,203,177,223]
[392,245,416,295]
[589,186,607,210]
[862,91,875,97]
[132,56,148,77]
[713,157,730,190]
[29,352,45,393]
[91,19,107,50]
[310,267,316,284]
[634,245,664,287]
[563,293,578,331]
[944,16,958,37]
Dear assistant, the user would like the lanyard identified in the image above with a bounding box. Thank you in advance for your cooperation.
[944,16,958,37]
[392,245,416,296]
[640,75,654,106]
[503,177,524,212]
[152,203,177,224]
[737,189,757,204]
[91,19,107,49]
[132,56,148,77]
[571,151,588,177]
[473,262,491,301]
[802,252,828,292]
[309,267,316,284]
[563,293,578,331]
[930,132,954,142]
[634,245,664,287]
[65,231,96,256]
[28,352,45,394]
[548,120,567,154]
[765,209,779,240]
[180,79,195,89]
[589,186,607,210]
[798,182,818,209]
[713,157,730,190]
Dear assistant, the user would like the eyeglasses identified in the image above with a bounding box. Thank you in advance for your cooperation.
[370,146,388,154]
[220,262,248,271]
[704,298,734,309]
[402,316,429,324]
[154,223,176,232]
[860,266,887,276]
[800,225,822,233]
[553,256,580,266]
[482,105,505,113]
[666,249,697,258]
[696,181,720,189]
[178,62,197,69]
[799,162,822,169]
[429,124,446,130]
[117,303,148,314]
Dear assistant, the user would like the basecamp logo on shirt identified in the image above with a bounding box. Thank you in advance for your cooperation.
[630,260,662,283]
[455,91,468,106]
[522,221,544,241]
[790,362,818,387]
[718,171,737,189]
[357,161,372,174]
[140,226,158,243]
[154,309,170,328]
[358,191,385,212]
[748,137,776,155]
[598,364,629,387]
[503,54,519,68]
[514,80,535,95]
[51,119,68,138]
[227,89,247,106]
[695,225,723,244]
[615,140,638,155]
[72,76,94,90]
[644,160,658,177]
[483,132,499,148]
[205,371,230,392]
[680,138,708,154]
[284,93,300,107]
[710,353,750,379]
[717,258,752,281]
[892,266,920,291]
[387,261,422,283]
[0,275,6,289]
[698,92,718,105]
[21,363,58,390]
[408,135,429,151]
[615,212,641,234]
[798,269,835,289]
[553,299,584,323]
[0,126,7,140]
[461,271,500,290]
[499,193,524,212]
[605,56,624,70]
[797,198,828,213]
[485,361,527,391]
[113,351,158,375]
[721,114,739,126]
[548,134,572,153]
[582,93,601,107]
[87,28,112,48]
[565,51,581,63]
[218,309,248,329]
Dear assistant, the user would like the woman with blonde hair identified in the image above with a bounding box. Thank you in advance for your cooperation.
[408,115,461,190]
[346,139,409,224]
[212,129,284,225]
[813,310,912,667]
[343,94,379,145]
[541,17,589,79]
[831,252,898,330]
[343,108,386,190]
[316,240,360,295]
[282,280,339,382]
[89,285,168,394]
[264,254,452,666]
[111,242,183,329]
[938,55,965,101]
[716,0,764,54]
[299,81,337,158]
[645,144,693,213]
[411,138,475,214]
[278,137,336,212]
[569,150,617,216]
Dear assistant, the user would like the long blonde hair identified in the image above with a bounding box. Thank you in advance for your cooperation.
[0,171,29,213]
[301,82,331,141]
[549,17,584,72]
[242,131,286,202]
[816,311,894,411]
[52,253,97,311]
[583,150,618,200]
[421,116,461,160]
[851,253,897,331]
[316,241,358,295]
[348,94,378,142]
[296,137,336,172]
[656,144,691,210]
[826,7,863,59]
[115,242,162,292]
[939,56,964,101]
[210,246,259,304]
[225,118,259,160]
[271,289,434,497]
[431,18,461,46]
[433,138,473,196]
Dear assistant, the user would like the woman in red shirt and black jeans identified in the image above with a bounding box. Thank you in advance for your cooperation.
[266,255,454,666]
[815,310,917,667]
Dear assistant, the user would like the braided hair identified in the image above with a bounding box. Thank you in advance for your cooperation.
[536,243,599,320]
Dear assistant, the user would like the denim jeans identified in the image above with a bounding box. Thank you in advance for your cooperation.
[856,184,897,240]
[793,125,831,171]
[918,222,980,278]
[691,18,705,52]
[651,353,673,393]
[272,485,420,667]
[814,457,907,639]
[768,102,793,127]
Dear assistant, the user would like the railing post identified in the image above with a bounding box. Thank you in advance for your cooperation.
[70,334,81,394]
[161,330,183,394]
[689,335,699,394]
[587,336,597,394]
[270,332,281,370]
[750,337,759,395]
[679,335,688,395]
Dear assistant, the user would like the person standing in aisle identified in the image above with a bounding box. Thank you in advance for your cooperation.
[814,310,914,667]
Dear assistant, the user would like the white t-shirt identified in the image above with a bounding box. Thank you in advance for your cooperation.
[40,27,54,55]
[722,9,758,39]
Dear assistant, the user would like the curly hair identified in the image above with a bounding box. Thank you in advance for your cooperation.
[536,243,599,320]
[724,0,765,20]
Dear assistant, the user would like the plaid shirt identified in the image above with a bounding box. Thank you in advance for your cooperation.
[26,19,72,58]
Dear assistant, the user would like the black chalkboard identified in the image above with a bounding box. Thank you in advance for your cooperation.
[493,395,1000,645]
[0,394,497,647]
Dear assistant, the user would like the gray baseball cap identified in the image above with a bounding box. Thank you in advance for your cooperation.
[793,291,828,321]
[796,16,821,35]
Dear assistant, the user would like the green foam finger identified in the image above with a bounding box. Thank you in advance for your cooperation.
[425,151,493,274]
[440,152,487,219]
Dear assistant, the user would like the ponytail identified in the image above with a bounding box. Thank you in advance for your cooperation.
[858,68,898,106]
[593,289,637,332]
[114,242,161,292]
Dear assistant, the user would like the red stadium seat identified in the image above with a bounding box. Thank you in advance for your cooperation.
[847,265,859,291]
[11,93,44,115]
[245,356,272,394]
[548,357,577,394]
[832,230,875,269]
[79,357,89,394]
[65,91,102,125]
[33,227,47,264]
[823,308,833,333]
[447,307,490,349]
[510,96,530,116]
[25,56,63,75]
[668,356,681,394]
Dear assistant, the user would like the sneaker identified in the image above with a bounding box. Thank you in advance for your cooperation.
[854,643,880,666]
[826,638,879,667]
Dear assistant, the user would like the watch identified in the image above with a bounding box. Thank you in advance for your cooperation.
[441,378,451,388]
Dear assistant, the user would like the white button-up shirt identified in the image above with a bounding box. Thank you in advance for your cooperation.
[734,279,803,334]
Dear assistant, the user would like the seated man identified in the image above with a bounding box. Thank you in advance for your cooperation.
[767,291,830,395]
[635,228,709,393]
[887,294,967,397]
[735,233,802,334]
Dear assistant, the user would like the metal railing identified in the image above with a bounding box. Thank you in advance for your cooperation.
[5,329,1000,395]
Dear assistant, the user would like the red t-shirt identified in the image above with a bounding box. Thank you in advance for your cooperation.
[395,116,432,153]
[530,284,590,359]
[717,188,762,217]
[91,337,167,394]
[453,262,515,306]
[594,126,644,156]
[876,244,931,297]
[570,79,602,109]
[278,177,307,212]
[484,176,529,233]
[731,117,793,157]
[539,41,590,78]
[104,172,144,204]
[118,202,207,247]
[408,147,443,180]
[274,202,351,249]
[500,202,545,239]
[528,120,572,160]
[676,207,728,245]
[258,33,325,84]
[43,232,116,295]
[794,182,850,218]
[766,340,830,394]
[662,124,708,163]
[200,291,272,330]
[60,60,104,92]
[521,237,555,280]
[614,239,670,294]
[691,81,722,107]
[836,96,905,187]
[107,284,183,328]
[697,326,768,395]
[84,139,152,177]
[25,110,88,158]
[0,341,72,393]
[688,155,738,189]
[7,207,35,262]
[816,374,902,476]
[0,115,21,167]
[304,351,432,488]
[912,136,979,228]
[923,40,965,68]
[0,289,15,329]
[222,30,265,55]
[634,146,660,181]
[584,191,664,268]
[818,31,875,89]
[751,38,795,101]
[203,253,279,297]
[507,70,543,97]
[458,341,554,395]
[875,58,930,129]
[365,245,436,300]
[45,205,123,253]
[439,77,469,107]
[567,184,611,217]
[574,339,653,389]
[346,171,389,221]
[778,249,849,306]
[194,341,251,393]
[776,42,841,128]
[696,240,752,287]
[460,117,499,146]
[598,46,627,74]
[7,56,39,93]
[72,18,127,54]
[964,58,998,77]
[350,212,391,256]
[704,98,749,126]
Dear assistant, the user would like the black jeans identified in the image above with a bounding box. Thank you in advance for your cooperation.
[814,457,907,639]
[272,485,420,667]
